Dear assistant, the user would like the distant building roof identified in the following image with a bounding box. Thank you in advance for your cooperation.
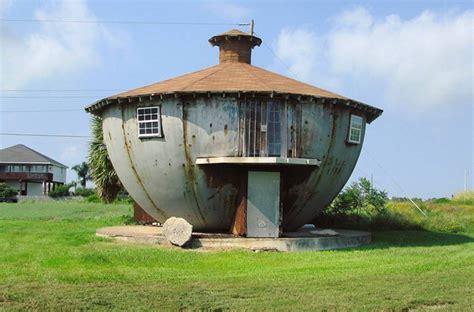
[0,144,68,168]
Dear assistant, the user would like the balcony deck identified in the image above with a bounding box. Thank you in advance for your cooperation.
[0,172,53,181]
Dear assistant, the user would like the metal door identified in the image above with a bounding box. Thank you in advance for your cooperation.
[246,171,280,238]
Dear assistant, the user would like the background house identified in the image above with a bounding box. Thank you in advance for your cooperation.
[0,144,67,196]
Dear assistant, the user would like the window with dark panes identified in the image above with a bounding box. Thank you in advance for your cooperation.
[137,106,162,138]
[267,101,281,156]
[241,100,281,157]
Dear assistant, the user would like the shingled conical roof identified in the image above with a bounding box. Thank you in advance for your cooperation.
[86,29,382,122]
[104,62,346,100]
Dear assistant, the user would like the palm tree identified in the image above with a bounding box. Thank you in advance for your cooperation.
[72,162,91,188]
[88,115,122,203]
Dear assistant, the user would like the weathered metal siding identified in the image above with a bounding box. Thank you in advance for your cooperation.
[102,97,243,231]
[181,97,242,230]
[281,100,365,230]
[102,96,366,232]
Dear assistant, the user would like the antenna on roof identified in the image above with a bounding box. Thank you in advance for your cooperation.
[250,19,254,36]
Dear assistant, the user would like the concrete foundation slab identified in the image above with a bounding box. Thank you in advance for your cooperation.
[96,226,371,252]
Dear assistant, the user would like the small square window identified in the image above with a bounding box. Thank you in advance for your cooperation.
[137,106,162,138]
[348,114,363,144]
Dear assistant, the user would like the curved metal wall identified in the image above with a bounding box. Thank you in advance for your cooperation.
[102,96,365,231]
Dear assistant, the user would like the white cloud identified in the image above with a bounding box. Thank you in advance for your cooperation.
[0,0,12,17]
[274,8,474,111]
[275,28,320,82]
[1,0,123,89]
[206,2,251,22]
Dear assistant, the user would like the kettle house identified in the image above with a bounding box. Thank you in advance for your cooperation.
[86,29,382,237]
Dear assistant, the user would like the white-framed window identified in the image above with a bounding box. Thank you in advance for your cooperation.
[137,106,162,138]
[348,114,363,144]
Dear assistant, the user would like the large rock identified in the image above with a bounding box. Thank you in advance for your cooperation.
[162,217,193,247]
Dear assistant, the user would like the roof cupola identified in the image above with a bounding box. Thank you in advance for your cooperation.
[209,29,262,64]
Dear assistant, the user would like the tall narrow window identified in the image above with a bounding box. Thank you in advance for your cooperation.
[267,101,281,156]
[348,114,363,144]
[242,100,281,157]
[137,106,162,138]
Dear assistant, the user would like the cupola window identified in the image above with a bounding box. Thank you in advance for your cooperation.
[137,106,162,138]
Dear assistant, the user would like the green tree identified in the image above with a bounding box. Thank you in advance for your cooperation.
[88,116,122,203]
[72,162,91,188]
[329,177,388,216]
[0,183,17,198]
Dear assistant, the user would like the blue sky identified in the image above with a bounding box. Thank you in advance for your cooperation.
[1,0,472,199]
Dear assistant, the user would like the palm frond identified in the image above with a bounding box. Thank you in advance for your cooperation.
[88,116,122,203]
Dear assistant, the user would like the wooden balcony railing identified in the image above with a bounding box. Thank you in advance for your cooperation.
[0,172,53,181]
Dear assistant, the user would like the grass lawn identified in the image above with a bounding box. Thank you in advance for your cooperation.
[0,201,473,311]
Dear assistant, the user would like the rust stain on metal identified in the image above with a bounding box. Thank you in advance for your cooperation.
[133,201,156,223]
[182,102,207,225]
[120,108,167,220]
[282,104,339,230]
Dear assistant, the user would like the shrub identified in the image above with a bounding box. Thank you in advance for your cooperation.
[431,197,451,204]
[0,183,18,198]
[86,194,101,203]
[74,187,96,197]
[113,190,134,204]
[316,177,391,230]
[49,184,71,198]
[327,177,388,216]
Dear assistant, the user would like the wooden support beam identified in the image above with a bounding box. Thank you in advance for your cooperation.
[230,172,247,236]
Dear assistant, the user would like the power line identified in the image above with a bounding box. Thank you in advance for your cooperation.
[363,149,427,217]
[253,31,296,77]
[0,18,248,26]
[0,133,90,138]
[1,109,83,113]
[0,89,122,92]
[0,96,101,98]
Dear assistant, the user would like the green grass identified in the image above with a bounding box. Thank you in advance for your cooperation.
[317,199,474,234]
[386,201,474,233]
[0,201,473,311]
[452,190,474,205]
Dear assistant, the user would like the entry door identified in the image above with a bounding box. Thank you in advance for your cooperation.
[246,171,280,238]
